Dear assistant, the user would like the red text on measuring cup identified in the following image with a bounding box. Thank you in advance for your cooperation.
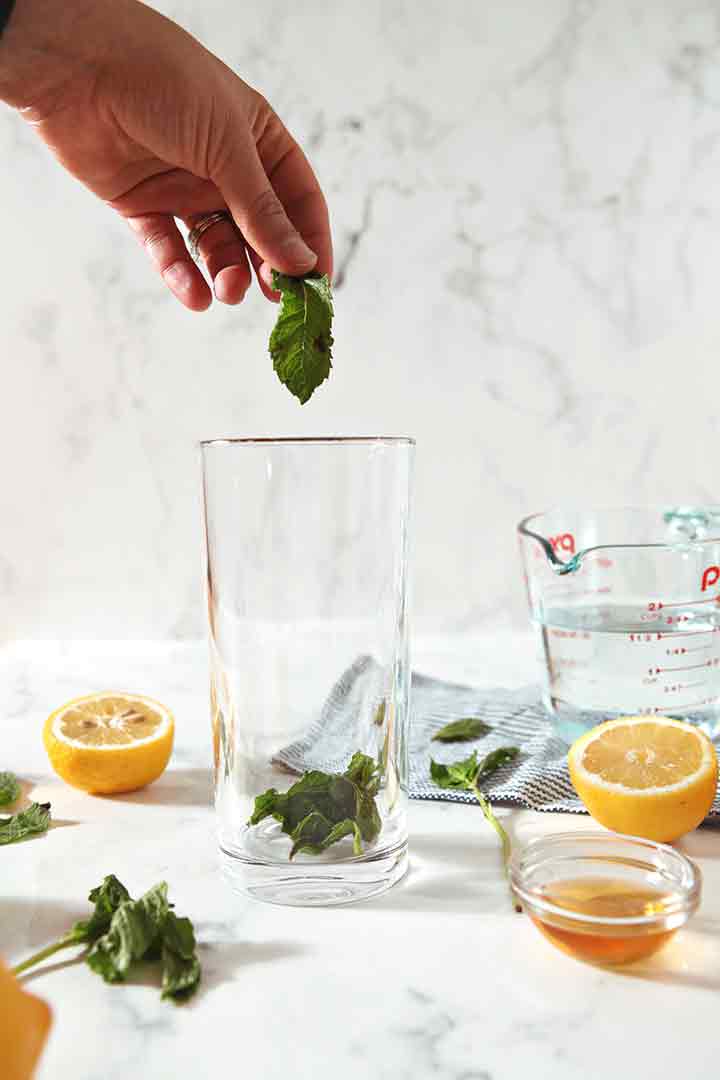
[550,533,575,555]
[701,566,720,592]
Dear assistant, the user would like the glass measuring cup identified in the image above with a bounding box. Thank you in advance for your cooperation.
[518,506,720,743]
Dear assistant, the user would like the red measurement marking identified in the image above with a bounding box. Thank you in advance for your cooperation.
[653,661,717,674]
[658,596,720,608]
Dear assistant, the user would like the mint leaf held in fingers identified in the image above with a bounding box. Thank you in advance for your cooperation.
[430,747,521,911]
[0,801,51,845]
[248,751,382,859]
[0,771,21,807]
[431,717,490,743]
[269,271,334,404]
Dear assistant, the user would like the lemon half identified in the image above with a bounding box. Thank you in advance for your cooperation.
[44,693,174,795]
[568,715,717,842]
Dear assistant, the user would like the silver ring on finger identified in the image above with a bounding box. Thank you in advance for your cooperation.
[187,211,235,262]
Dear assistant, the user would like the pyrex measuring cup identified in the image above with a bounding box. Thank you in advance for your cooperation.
[518,507,720,743]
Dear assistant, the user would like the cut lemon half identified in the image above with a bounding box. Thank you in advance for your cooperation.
[568,716,717,842]
[44,693,174,795]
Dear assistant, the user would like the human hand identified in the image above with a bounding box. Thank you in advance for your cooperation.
[0,0,332,310]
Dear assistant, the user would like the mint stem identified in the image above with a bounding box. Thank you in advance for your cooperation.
[11,932,83,976]
[471,779,522,913]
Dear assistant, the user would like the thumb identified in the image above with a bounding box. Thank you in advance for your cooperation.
[214,141,317,276]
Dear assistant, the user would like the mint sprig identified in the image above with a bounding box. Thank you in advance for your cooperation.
[430,747,521,911]
[11,875,201,1002]
[0,802,51,845]
[269,271,333,403]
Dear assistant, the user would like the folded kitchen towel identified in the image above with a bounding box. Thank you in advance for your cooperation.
[273,656,720,819]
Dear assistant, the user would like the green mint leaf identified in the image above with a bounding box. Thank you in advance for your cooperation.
[249,751,383,860]
[356,790,382,844]
[86,882,169,983]
[429,747,521,913]
[71,874,132,943]
[160,912,201,1002]
[431,717,490,743]
[249,788,287,827]
[289,813,362,859]
[430,752,479,790]
[0,771,21,807]
[269,271,333,404]
[0,801,51,845]
[475,746,520,785]
[344,751,380,791]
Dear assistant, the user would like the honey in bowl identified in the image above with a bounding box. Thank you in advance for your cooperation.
[528,876,680,965]
[510,831,701,968]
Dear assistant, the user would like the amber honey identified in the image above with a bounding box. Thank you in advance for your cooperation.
[529,876,679,965]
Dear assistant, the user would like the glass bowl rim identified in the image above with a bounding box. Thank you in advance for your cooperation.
[509,830,702,929]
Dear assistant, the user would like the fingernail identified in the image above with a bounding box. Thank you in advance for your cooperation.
[214,266,249,305]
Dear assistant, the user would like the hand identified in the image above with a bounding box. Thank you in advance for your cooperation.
[0,0,332,310]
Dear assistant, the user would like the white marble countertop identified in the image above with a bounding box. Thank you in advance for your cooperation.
[2,634,719,1080]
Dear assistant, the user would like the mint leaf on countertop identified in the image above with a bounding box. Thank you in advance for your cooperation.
[0,771,21,807]
[269,271,333,404]
[11,873,132,977]
[86,882,170,984]
[431,717,490,743]
[12,876,201,1001]
[0,801,51,846]
[161,912,201,1001]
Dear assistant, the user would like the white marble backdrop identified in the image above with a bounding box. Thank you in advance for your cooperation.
[2,0,720,640]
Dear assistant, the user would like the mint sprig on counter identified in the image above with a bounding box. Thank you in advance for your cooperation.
[269,271,334,403]
[0,771,21,807]
[249,750,382,858]
[0,802,51,845]
[12,875,201,1002]
[430,747,521,911]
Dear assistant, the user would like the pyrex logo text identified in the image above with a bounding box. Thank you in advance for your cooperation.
[702,566,720,592]
[550,533,575,555]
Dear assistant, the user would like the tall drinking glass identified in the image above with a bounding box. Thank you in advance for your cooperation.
[201,437,414,905]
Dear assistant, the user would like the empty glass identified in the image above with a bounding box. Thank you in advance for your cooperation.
[201,437,414,905]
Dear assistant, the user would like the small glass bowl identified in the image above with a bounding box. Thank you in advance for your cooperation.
[509,831,702,966]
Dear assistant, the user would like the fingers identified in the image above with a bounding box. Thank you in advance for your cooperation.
[212,133,319,278]
[185,213,252,305]
[126,213,211,311]
[260,141,333,281]
[246,246,281,303]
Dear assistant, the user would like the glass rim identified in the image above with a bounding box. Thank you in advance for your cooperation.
[199,435,416,449]
[509,830,701,929]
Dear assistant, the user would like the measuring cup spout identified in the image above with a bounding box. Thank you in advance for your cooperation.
[518,517,584,575]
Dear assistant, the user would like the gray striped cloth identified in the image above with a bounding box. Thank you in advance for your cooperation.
[274,656,720,820]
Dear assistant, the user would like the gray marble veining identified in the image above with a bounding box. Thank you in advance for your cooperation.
[2,1,720,640]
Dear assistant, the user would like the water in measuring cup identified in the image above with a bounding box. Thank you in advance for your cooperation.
[537,602,720,743]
